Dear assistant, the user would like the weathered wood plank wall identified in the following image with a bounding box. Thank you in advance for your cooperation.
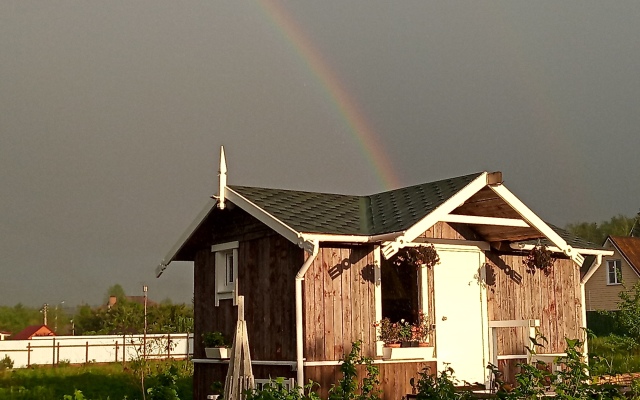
[303,245,377,360]
[193,208,303,400]
[485,253,583,364]
[305,361,436,400]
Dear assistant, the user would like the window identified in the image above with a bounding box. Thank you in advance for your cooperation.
[212,241,239,305]
[607,259,622,285]
[380,258,420,324]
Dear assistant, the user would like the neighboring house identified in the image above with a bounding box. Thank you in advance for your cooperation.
[0,331,11,341]
[157,148,610,399]
[11,325,55,340]
[584,236,640,311]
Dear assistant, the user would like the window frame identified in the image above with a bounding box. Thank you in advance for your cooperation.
[606,259,622,285]
[212,241,239,306]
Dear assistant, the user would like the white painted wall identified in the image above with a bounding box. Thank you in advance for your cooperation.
[0,333,193,368]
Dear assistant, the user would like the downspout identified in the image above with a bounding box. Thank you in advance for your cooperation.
[295,240,320,391]
[580,254,603,363]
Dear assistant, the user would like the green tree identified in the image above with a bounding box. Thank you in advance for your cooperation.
[565,213,639,245]
[0,303,43,334]
[615,280,640,343]
[105,283,127,303]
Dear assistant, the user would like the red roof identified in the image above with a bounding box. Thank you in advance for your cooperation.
[608,236,640,276]
[11,325,55,340]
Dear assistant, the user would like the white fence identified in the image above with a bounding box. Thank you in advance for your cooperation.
[0,333,194,368]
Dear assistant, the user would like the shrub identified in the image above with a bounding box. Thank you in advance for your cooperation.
[0,355,13,371]
[410,365,473,400]
[245,378,320,400]
[328,341,381,400]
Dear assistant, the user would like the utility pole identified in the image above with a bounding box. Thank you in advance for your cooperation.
[42,303,48,326]
[55,301,64,333]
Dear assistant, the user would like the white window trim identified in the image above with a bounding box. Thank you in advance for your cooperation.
[606,259,622,286]
[373,244,431,357]
[212,241,239,306]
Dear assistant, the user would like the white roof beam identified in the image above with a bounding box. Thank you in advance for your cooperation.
[440,214,530,228]
[489,184,585,266]
[381,172,489,259]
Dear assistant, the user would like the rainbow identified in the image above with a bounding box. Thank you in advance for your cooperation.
[257,0,401,190]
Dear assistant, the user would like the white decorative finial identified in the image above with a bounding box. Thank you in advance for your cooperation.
[218,146,227,210]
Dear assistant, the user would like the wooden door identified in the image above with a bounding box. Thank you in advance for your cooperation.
[433,247,488,386]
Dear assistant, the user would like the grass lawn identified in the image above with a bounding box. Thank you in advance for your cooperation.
[589,335,640,376]
[0,361,192,400]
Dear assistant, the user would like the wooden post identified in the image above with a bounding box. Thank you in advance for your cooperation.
[27,343,31,367]
[167,333,171,359]
[57,342,60,366]
[52,338,56,365]
[115,341,119,363]
[122,335,126,365]
[85,341,89,365]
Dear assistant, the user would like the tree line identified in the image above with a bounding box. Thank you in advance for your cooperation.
[565,212,640,245]
[0,284,193,336]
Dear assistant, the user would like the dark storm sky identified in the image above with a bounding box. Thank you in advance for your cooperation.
[1,1,639,306]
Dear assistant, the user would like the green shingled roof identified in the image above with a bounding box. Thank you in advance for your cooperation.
[229,172,482,236]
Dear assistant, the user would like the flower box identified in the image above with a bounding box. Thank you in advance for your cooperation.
[205,347,229,359]
[382,345,434,360]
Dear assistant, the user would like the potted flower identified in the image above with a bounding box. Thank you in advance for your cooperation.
[207,381,224,400]
[412,311,434,346]
[202,331,230,359]
[375,318,401,347]
[392,244,440,269]
[524,243,554,276]
[398,319,413,345]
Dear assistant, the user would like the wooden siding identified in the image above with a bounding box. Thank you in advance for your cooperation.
[485,253,583,359]
[303,245,377,360]
[304,361,436,400]
[585,243,640,311]
[193,207,303,398]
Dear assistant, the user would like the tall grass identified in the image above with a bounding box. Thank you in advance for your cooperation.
[0,360,192,400]
[589,335,640,375]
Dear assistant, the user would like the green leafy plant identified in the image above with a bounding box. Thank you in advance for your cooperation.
[63,389,88,400]
[410,364,473,400]
[202,331,229,348]
[210,380,224,395]
[245,378,320,400]
[398,319,413,342]
[0,354,13,371]
[147,365,180,400]
[328,341,381,400]
[392,244,440,269]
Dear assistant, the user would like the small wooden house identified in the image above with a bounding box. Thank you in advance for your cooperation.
[584,235,640,311]
[158,148,611,399]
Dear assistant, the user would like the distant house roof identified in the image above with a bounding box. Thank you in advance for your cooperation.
[11,325,55,340]
[608,236,640,276]
[108,295,158,308]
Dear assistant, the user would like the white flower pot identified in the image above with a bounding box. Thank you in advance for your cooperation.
[382,346,434,360]
[205,347,229,359]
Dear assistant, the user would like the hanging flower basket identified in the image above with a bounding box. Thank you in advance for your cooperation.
[392,244,440,269]
[524,244,555,276]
